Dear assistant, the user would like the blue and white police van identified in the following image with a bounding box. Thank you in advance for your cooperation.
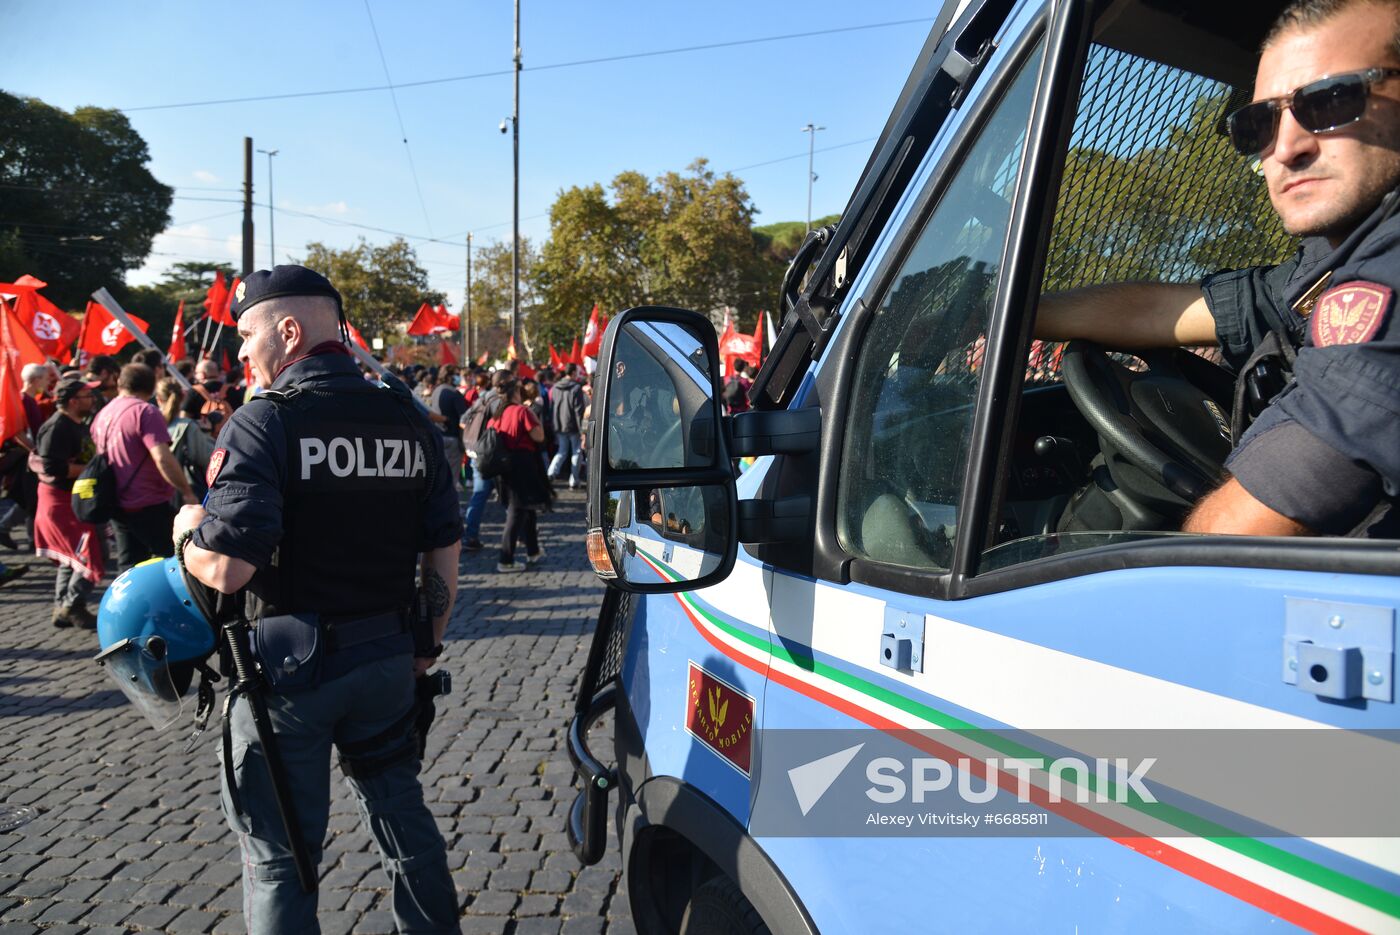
[566,0,1400,931]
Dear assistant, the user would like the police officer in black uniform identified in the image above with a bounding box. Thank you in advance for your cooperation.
[1037,0,1400,538]
[173,266,463,933]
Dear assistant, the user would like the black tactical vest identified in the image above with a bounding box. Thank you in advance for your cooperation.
[247,377,435,622]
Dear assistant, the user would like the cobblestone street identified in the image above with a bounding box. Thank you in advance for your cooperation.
[0,489,631,934]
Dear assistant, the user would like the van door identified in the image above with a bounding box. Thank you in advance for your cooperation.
[741,5,1400,934]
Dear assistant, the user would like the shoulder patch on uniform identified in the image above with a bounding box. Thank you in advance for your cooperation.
[1311,280,1392,347]
[206,448,227,488]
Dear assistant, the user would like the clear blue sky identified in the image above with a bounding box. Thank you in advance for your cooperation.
[2,0,934,313]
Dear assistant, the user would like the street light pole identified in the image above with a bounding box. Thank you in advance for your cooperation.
[257,148,279,267]
[511,0,522,351]
[801,123,825,233]
[464,232,473,363]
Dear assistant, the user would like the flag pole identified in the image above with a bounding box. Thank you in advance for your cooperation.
[90,288,193,392]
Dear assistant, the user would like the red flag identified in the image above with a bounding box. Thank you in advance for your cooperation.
[476,351,489,366]
[0,306,29,446]
[506,335,518,361]
[204,271,235,326]
[220,347,231,374]
[581,304,603,358]
[718,310,760,376]
[518,359,536,379]
[408,302,450,336]
[346,321,371,352]
[549,344,564,369]
[752,311,765,358]
[436,304,461,332]
[79,301,148,356]
[569,338,583,366]
[168,301,187,362]
[0,297,46,444]
[0,280,82,360]
[439,340,458,365]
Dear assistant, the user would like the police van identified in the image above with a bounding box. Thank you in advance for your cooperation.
[566,0,1400,931]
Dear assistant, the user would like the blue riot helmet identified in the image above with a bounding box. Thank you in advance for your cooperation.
[95,557,217,731]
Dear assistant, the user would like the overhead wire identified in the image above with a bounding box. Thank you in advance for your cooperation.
[117,18,934,112]
[361,0,436,238]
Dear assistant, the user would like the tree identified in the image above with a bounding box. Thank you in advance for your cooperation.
[0,92,173,309]
[467,237,542,354]
[536,160,785,337]
[298,238,442,342]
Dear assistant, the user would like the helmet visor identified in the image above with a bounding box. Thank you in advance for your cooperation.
[95,637,184,731]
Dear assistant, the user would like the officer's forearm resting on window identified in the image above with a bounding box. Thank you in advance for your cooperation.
[1036,283,1217,347]
[1183,478,1312,536]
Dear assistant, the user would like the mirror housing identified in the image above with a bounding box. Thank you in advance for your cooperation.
[586,307,737,593]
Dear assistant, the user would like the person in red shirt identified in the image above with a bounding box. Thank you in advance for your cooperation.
[489,378,552,571]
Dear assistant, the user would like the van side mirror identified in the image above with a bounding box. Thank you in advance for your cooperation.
[586,307,738,593]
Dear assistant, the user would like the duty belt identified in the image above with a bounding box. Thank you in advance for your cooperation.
[322,609,410,652]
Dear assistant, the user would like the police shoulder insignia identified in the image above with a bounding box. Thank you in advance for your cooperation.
[206,448,227,488]
[1311,280,1392,347]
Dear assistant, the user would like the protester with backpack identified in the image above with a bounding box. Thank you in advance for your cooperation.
[32,377,102,628]
[548,363,588,489]
[722,359,753,415]
[89,364,198,572]
[460,370,507,551]
[157,377,214,503]
[488,378,551,572]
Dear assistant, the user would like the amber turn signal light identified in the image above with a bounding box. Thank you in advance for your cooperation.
[586,529,617,578]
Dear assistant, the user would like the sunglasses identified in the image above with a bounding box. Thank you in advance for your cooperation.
[1226,67,1400,156]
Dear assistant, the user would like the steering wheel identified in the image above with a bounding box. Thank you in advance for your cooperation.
[1059,342,1235,504]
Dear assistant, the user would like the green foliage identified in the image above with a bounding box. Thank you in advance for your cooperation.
[0,92,173,309]
[535,159,786,338]
[298,237,442,342]
[467,237,540,355]
[1044,87,1294,293]
[753,214,841,264]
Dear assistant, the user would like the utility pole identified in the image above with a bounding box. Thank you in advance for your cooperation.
[464,233,473,363]
[511,0,522,350]
[241,137,255,276]
[801,123,825,233]
[257,148,279,267]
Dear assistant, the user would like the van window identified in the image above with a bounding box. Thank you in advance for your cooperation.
[983,44,1299,570]
[837,42,1045,571]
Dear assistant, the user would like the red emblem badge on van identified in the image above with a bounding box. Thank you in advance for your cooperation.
[686,662,755,776]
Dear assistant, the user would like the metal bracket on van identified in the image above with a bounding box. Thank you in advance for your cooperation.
[880,607,925,674]
[1283,598,1394,703]
[729,408,820,458]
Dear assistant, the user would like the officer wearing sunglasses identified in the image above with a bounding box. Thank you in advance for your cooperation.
[1037,0,1400,539]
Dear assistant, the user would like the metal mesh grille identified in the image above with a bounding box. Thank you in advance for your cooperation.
[578,588,633,708]
[596,590,631,686]
[980,44,1297,383]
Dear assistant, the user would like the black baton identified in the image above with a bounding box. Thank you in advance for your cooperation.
[222,617,318,893]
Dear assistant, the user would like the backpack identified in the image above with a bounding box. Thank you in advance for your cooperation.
[71,451,125,524]
[722,375,751,414]
[461,391,495,457]
[72,410,147,524]
[474,419,511,479]
[193,384,235,439]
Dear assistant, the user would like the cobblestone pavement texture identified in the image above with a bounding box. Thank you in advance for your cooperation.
[0,488,634,934]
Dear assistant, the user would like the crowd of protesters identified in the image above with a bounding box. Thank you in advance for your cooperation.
[396,360,594,573]
[0,352,247,627]
[0,347,599,621]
